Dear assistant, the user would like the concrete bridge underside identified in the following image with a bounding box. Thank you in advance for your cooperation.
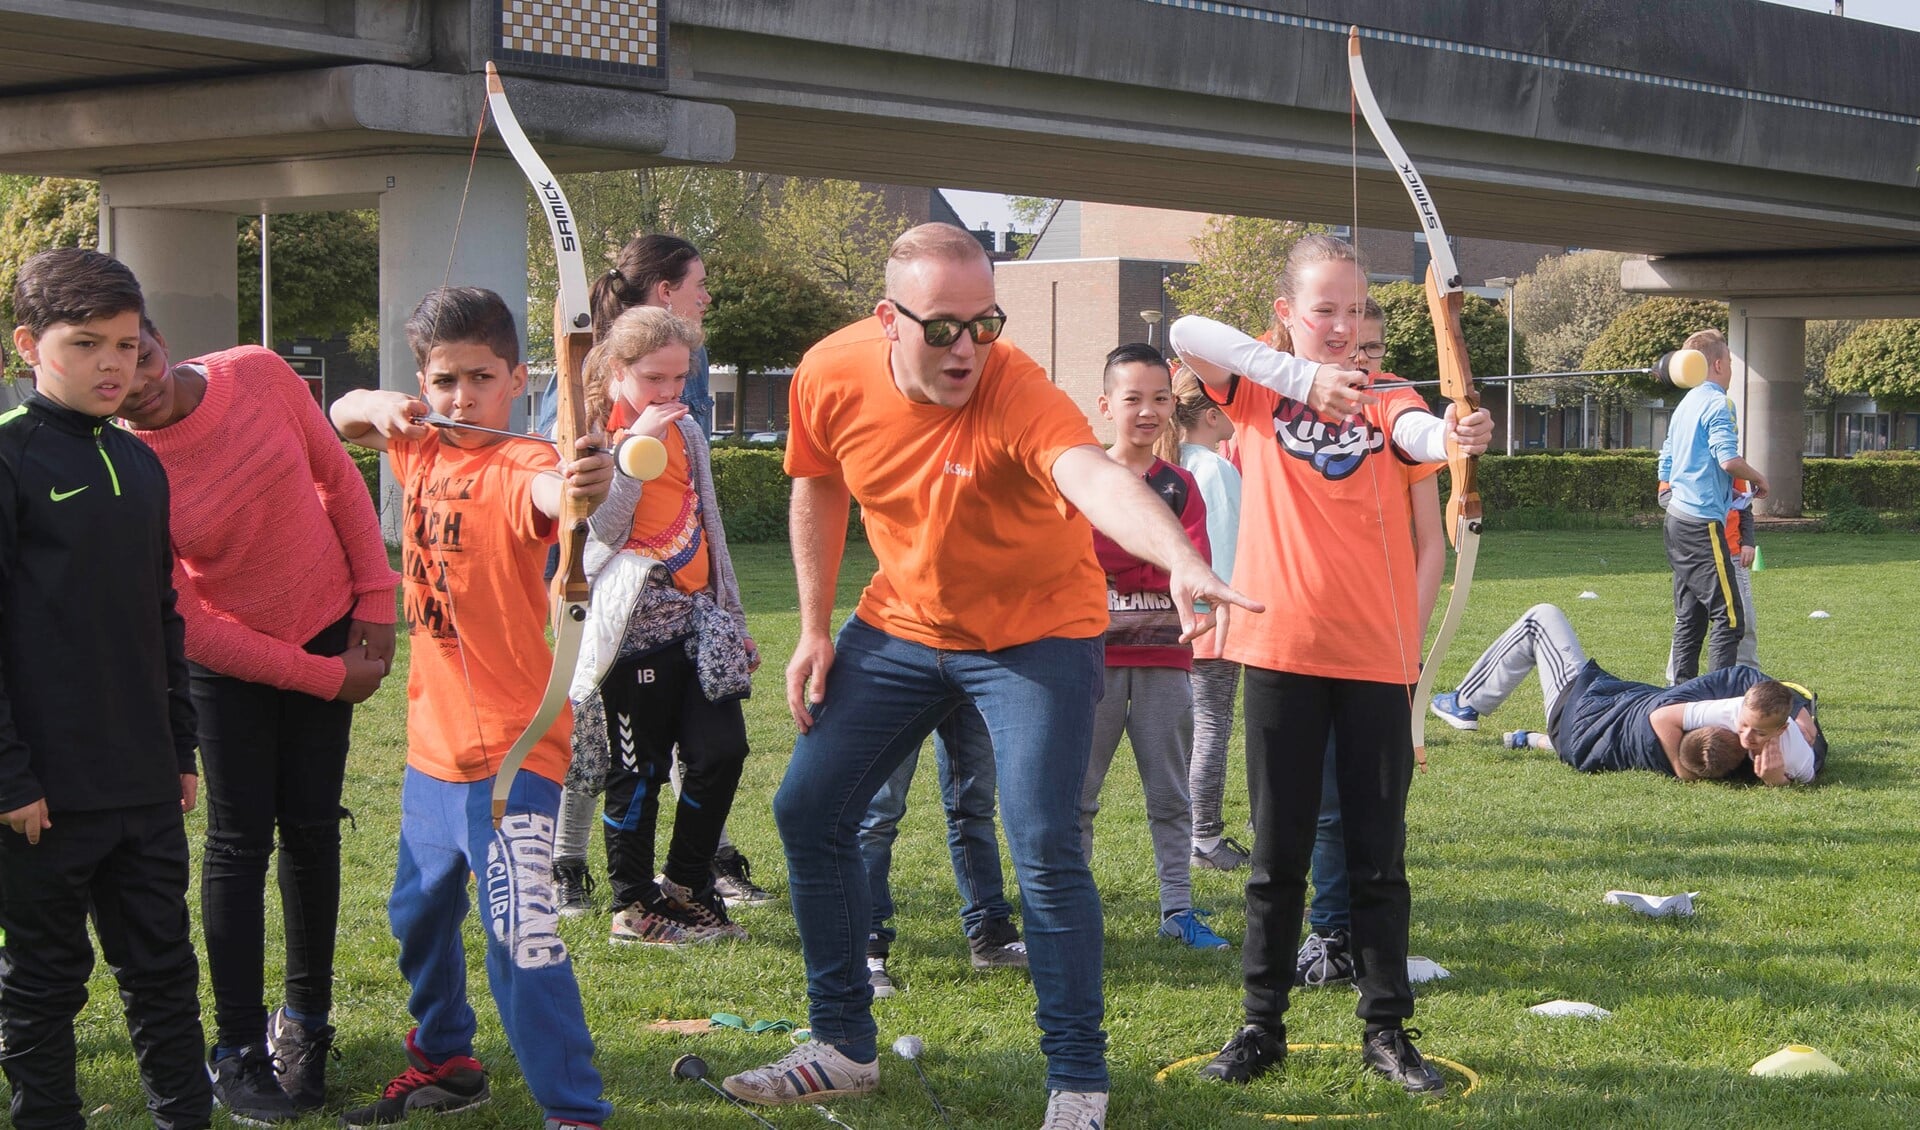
[1,0,1917,513]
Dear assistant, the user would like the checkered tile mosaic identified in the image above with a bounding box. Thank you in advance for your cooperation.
[495,1,666,84]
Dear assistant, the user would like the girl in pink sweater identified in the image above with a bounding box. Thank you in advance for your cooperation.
[120,322,398,1120]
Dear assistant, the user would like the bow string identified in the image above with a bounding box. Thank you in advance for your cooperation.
[1347,28,1484,768]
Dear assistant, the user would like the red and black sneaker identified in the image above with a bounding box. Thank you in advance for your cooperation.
[341,1028,490,1126]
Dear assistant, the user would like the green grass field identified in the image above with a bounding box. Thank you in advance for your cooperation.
[61,529,1920,1128]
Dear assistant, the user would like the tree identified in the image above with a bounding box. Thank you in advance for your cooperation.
[237,211,379,351]
[762,179,907,312]
[1580,296,1727,446]
[701,257,850,379]
[1513,251,1635,374]
[1371,280,1522,387]
[1826,319,1920,410]
[1164,215,1321,336]
[1510,250,1638,416]
[1007,195,1055,229]
[0,177,100,379]
[527,168,774,360]
[1802,319,1860,410]
[1581,297,1728,377]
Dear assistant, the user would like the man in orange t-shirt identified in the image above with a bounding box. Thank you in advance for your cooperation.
[719,225,1257,1127]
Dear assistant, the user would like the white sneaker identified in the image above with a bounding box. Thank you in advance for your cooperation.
[721,1039,878,1106]
[1041,1089,1108,1129]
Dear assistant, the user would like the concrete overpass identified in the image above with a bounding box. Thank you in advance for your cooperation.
[2,0,1915,511]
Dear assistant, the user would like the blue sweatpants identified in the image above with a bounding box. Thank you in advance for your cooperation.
[389,767,610,1124]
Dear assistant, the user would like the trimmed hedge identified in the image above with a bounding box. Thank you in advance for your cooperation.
[346,442,809,540]
[1472,454,1659,517]
[1804,456,1920,512]
[1461,453,1918,520]
[710,446,793,542]
[350,443,381,504]
[352,443,1917,542]
[345,442,804,541]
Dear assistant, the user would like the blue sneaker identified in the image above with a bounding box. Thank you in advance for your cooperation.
[1160,908,1231,950]
[1430,691,1479,731]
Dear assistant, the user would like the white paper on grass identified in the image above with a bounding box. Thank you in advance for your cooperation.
[1604,890,1697,917]
[1529,999,1612,1018]
[1407,957,1450,983]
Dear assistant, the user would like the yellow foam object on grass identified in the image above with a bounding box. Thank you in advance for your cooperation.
[1750,1044,1844,1077]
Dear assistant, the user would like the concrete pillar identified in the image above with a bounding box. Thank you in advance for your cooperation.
[378,155,528,403]
[372,155,529,538]
[1730,312,1806,517]
[100,204,238,362]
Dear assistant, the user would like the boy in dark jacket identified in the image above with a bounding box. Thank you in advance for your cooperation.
[1,248,209,1129]
[1431,602,1822,785]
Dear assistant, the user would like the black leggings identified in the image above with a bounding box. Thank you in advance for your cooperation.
[1242,668,1415,1032]
[193,616,353,1050]
[600,642,749,907]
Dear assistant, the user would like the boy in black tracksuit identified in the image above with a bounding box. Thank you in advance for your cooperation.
[0,249,210,1130]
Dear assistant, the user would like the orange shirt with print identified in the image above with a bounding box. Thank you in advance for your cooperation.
[785,317,1106,652]
[1210,373,1439,683]
[608,410,711,596]
[389,434,570,784]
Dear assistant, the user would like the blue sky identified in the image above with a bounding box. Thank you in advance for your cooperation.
[942,1,1917,234]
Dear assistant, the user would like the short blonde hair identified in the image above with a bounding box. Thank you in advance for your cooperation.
[1682,328,1729,366]
[583,305,703,429]
[884,223,990,296]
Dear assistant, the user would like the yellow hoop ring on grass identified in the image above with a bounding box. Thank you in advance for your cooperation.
[1154,1043,1481,1122]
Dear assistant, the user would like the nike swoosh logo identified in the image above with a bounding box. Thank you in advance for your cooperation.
[49,485,88,502]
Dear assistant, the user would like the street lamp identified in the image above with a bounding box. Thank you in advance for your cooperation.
[1485,277,1518,456]
[1140,309,1164,348]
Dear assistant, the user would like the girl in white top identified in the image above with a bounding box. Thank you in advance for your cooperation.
[1155,371,1247,869]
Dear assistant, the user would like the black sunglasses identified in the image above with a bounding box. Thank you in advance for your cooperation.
[889,301,1007,348]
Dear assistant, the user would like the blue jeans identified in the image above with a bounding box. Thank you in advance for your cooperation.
[682,345,714,438]
[859,701,1013,953]
[389,769,609,1124]
[773,617,1108,1092]
[1308,734,1349,933]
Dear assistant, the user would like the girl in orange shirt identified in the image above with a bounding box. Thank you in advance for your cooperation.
[1169,235,1490,1095]
[549,234,774,915]
[570,306,759,947]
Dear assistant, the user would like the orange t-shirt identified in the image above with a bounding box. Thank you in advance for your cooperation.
[1210,374,1440,683]
[785,318,1106,652]
[616,424,711,596]
[389,434,570,784]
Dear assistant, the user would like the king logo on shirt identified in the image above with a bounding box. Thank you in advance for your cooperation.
[1273,399,1385,481]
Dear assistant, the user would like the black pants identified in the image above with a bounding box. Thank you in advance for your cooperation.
[0,802,211,1130]
[193,616,353,1050]
[600,642,749,907]
[1664,511,1741,681]
[1242,668,1414,1032]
